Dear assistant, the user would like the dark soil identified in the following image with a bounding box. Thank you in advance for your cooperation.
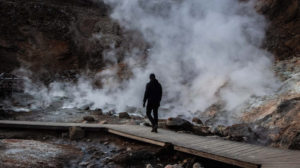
[0,128,242,168]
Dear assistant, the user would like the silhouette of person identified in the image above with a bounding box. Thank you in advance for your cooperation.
[143,73,162,133]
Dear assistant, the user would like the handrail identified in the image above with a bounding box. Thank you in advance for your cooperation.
[0,73,22,91]
[0,73,5,79]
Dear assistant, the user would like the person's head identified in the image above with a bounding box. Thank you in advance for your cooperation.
[149,73,156,80]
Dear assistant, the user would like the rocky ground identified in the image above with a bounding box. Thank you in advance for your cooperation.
[0,127,241,168]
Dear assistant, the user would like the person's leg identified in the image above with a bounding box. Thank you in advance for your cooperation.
[153,105,158,127]
[146,104,155,127]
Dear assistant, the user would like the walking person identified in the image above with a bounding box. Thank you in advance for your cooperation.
[143,73,162,133]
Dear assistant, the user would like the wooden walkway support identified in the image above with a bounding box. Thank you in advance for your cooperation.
[0,120,300,168]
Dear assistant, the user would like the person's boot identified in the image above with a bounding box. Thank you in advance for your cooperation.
[153,124,158,133]
[151,125,156,132]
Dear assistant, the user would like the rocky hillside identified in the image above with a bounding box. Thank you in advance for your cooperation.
[0,0,123,74]
[258,0,300,60]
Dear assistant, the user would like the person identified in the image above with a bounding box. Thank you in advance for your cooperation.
[143,73,162,133]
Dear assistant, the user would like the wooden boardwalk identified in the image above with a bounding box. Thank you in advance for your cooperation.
[0,120,300,168]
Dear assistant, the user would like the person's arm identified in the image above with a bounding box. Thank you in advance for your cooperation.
[159,83,162,102]
[143,84,149,107]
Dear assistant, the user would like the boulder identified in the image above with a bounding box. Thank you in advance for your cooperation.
[108,110,116,116]
[119,112,131,119]
[79,103,94,110]
[192,118,203,125]
[193,126,210,136]
[126,119,139,125]
[95,108,103,115]
[179,157,196,168]
[87,163,96,168]
[165,165,183,168]
[225,124,254,142]
[226,124,253,137]
[156,143,174,156]
[79,161,90,166]
[69,126,85,140]
[146,164,154,168]
[209,125,227,136]
[86,146,102,154]
[83,116,95,122]
[91,151,104,159]
[193,163,204,168]
[166,117,193,131]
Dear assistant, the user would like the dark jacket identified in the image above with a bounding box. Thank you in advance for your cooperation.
[143,79,162,104]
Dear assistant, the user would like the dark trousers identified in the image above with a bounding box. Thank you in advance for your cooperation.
[146,102,159,127]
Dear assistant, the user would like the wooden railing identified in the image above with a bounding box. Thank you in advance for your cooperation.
[0,73,23,93]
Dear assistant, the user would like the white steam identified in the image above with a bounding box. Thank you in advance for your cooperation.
[97,0,279,112]
[16,0,280,121]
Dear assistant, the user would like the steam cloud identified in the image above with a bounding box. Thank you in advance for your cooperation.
[18,0,280,121]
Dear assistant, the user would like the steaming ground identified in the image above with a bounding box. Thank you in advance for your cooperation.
[12,0,280,124]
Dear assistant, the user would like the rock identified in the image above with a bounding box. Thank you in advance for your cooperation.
[79,161,90,166]
[91,151,104,159]
[61,132,68,138]
[79,103,94,110]
[100,138,110,143]
[146,164,154,168]
[99,120,107,124]
[193,162,204,168]
[95,108,103,115]
[179,157,196,168]
[166,117,193,131]
[209,125,227,136]
[117,147,126,152]
[69,126,85,140]
[112,151,154,164]
[87,163,96,168]
[192,118,203,125]
[165,164,183,168]
[126,147,132,151]
[108,110,116,116]
[83,116,95,122]
[271,123,300,149]
[141,122,152,127]
[102,157,113,165]
[156,143,174,156]
[289,132,300,150]
[126,119,139,125]
[226,124,253,138]
[119,112,131,119]
[86,146,102,154]
[193,126,210,136]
